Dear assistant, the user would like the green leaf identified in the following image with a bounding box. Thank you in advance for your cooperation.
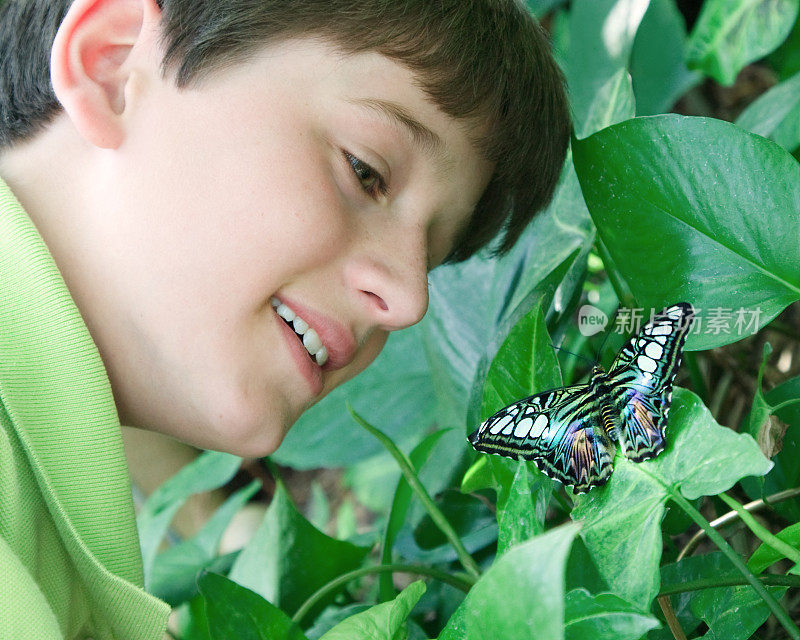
[686,0,799,85]
[480,301,562,421]
[631,0,702,115]
[659,553,787,640]
[198,572,308,640]
[496,461,549,556]
[151,479,261,605]
[136,450,242,588]
[577,68,636,139]
[572,114,800,350]
[748,521,800,574]
[743,375,800,520]
[438,523,580,640]
[736,69,800,151]
[564,589,659,640]
[571,388,772,609]
[380,430,448,601]
[526,0,567,16]
[274,323,436,468]
[228,483,370,617]
[562,0,651,133]
[319,581,426,640]
[691,584,788,640]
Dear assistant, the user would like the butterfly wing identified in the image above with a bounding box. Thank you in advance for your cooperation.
[605,302,695,461]
[469,384,615,493]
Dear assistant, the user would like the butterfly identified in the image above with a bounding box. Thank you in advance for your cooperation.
[468,302,695,494]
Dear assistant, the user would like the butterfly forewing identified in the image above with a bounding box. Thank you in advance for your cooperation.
[468,301,695,494]
[605,303,695,461]
[469,384,615,493]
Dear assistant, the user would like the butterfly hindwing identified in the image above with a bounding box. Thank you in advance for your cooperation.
[469,385,615,493]
[605,303,695,461]
[468,302,695,493]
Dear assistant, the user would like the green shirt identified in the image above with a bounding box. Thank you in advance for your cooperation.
[0,178,170,639]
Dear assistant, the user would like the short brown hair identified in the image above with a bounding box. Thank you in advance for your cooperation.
[0,0,570,262]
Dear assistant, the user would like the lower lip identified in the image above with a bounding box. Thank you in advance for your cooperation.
[277,314,324,395]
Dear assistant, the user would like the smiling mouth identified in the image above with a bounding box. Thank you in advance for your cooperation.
[270,297,329,366]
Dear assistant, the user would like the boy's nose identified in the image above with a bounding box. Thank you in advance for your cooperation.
[344,235,429,331]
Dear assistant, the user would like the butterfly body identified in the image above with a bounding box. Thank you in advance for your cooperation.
[469,303,695,493]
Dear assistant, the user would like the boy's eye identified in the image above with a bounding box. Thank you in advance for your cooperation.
[343,151,389,199]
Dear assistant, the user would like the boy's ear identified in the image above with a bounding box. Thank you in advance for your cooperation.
[50,0,162,149]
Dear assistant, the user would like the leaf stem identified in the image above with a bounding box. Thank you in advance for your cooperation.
[349,406,482,579]
[718,492,800,565]
[292,562,476,625]
[660,573,800,596]
[669,488,800,639]
[678,487,800,560]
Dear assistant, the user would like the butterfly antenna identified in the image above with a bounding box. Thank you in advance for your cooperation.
[550,342,595,367]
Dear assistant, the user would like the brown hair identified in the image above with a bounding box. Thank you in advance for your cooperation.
[0,0,570,262]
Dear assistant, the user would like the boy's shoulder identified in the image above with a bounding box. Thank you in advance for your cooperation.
[0,177,170,639]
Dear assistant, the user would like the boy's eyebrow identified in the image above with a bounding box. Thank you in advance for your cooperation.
[347,97,447,161]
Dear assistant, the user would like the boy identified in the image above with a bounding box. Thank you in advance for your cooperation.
[0,0,570,638]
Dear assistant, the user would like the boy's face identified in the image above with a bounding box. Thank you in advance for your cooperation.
[36,35,494,456]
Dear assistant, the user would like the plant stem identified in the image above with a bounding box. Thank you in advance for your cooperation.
[660,573,800,596]
[679,487,800,560]
[670,488,800,640]
[718,492,800,566]
[349,406,482,579]
[292,563,477,625]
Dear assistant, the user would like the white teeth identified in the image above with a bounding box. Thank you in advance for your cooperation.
[293,317,309,334]
[276,303,295,322]
[271,297,329,366]
[303,328,323,354]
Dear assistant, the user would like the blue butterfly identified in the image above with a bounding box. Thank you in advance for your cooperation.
[469,302,695,493]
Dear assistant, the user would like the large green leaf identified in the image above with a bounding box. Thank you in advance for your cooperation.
[571,388,772,609]
[319,581,426,640]
[630,0,701,115]
[136,450,242,589]
[479,301,562,421]
[274,323,436,468]
[438,523,580,640]
[686,0,799,85]
[562,0,651,132]
[151,479,261,605]
[572,114,800,350]
[228,483,370,617]
[656,552,786,640]
[736,69,800,151]
[564,589,659,640]
[198,572,308,640]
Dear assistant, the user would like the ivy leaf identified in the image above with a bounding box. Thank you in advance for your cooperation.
[573,114,800,350]
[229,483,370,618]
[564,589,659,640]
[438,523,579,640]
[136,451,242,589]
[736,69,800,152]
[151,479,261,605]
[198,572,307,640]
[686,0,799,85]
[318,581,425,640]
[631,0,701,116]
[571,388,772,609]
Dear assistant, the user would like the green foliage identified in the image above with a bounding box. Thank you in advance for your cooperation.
[686,0,799,85]
[572,115,800,350]
[142,2,800,639]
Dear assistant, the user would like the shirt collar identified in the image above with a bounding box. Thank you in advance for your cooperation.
[0,176,147,586]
